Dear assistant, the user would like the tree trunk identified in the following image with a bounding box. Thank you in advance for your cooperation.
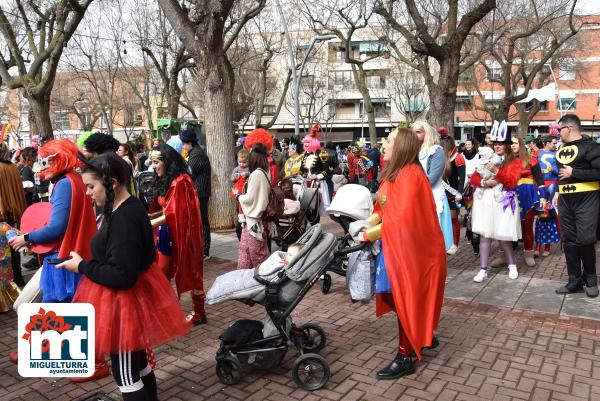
[428,57,459,133]
[168,75,180,119]
[28,92,53,141]
[204,53,237,229]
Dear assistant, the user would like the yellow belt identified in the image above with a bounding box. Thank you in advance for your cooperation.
[558,181,600,194]
[517,178,534,185]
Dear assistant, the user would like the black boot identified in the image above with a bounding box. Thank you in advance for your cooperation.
[424,336,439,350]
[556,245,584,294]
[376,353,415,380]
[580,244,599,298]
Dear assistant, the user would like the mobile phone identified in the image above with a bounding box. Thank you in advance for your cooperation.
[46,258,64,265]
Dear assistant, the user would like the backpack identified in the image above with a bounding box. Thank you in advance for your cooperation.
[259,169,285,223]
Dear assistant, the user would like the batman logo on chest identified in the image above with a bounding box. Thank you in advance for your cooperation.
[556,145,579,165]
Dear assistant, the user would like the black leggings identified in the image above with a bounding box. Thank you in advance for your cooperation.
[110,350,158,401]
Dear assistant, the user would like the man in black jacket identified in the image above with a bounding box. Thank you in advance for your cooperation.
[180,129,212,260]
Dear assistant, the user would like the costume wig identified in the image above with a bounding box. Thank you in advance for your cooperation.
[303,122,321,153]
[150,144,192,197]
[244,128,273,153]
[38,139,80,180]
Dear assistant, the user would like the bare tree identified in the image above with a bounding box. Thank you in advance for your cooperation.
[375,0,496,131]
[51,74,101,131]
[0,0,94,139]
[157,0,266,229]
[390,66,429,124]
[477,0,584,134]
[301,0,390,145]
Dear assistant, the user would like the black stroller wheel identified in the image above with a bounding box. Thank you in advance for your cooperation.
[216,356,242,385]
[300,323,327,353]
[321,274,332,294]
[292,353,330,391]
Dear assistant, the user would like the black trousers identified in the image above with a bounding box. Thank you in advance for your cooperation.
[558,191,599,285]
[199,197,211,257]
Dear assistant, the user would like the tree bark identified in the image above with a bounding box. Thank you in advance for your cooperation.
[27,92,53,141]
[204,52,237,229]
[429,56,460,131]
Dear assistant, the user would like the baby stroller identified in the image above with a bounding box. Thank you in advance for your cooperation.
[136,171,155,210]
[321,184,374,294]
[213,224,366,390]
[272,175,321,250]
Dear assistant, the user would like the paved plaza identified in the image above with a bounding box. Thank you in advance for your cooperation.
[1,218,599,401]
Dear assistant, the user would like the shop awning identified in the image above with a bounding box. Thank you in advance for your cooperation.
[358,41,390,53]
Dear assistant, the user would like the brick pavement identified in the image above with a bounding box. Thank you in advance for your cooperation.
[1,219,600,401]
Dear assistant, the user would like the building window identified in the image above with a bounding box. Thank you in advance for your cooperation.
[484,99,501,111]
[455,96,472,112]
[334,101,358,119]
[300,75,315,89]
[328,44,346,62]
[125,107,143,126]
[328,71,355,90]
[404,99,425,113]
[524,101,548,112]
[20,111,29,131]
[263,104,277,116]
[560,65,576,81]
[371,99,391,119]
[558,97,576,111]
[54,110,71,130]
[78,109,92,129]
[487,67,502,81]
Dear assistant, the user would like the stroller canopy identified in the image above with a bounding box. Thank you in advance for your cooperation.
[326,184,373,221]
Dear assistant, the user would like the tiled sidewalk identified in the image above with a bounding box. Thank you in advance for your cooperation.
[1,218,599,401]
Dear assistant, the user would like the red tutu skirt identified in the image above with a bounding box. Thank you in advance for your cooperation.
[73,262,191,356]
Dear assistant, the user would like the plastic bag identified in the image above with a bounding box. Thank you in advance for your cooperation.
[346,248,374,303]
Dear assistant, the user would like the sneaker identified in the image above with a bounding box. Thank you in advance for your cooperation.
[473,269,488,283]
[203,254,211,261]
[508,265,518,279]
[446,245,459,255]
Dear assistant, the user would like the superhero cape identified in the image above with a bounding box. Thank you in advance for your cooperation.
[162,174,204,295]
[230,176,247,199]
[376,164,446,360]
[57,172,96,260]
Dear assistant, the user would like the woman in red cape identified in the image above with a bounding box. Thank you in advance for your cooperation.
[351,127,446,380]
[148,144,206,325]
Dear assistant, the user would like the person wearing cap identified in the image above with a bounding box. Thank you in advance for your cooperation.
[553,114,600,297]
[470,121,524,283]
[180,129,212,261]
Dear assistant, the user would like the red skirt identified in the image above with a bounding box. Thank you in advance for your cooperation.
[73,262,191,356]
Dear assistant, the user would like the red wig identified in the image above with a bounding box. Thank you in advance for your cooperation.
[244,128,273,153]
[38,139,80,177]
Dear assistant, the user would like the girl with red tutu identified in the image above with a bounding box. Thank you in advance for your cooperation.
[58,153,189,401]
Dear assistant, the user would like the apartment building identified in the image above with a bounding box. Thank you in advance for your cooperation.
[455,17,600,141]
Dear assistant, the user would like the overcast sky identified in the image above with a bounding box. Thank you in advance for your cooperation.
[579,0,600,14]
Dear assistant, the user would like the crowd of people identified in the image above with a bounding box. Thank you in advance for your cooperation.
[0,112,598,396]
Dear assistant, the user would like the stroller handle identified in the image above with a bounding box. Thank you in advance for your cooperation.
[335,235,369,256]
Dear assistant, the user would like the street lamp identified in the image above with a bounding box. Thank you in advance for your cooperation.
[294,34,336,135]
[273,0,335,136]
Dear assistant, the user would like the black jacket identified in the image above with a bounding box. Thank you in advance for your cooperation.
[188,145,212,198]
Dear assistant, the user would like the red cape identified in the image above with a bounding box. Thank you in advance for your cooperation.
[162,174,204,295]
[377,163,446,360]
[57,172,96,260]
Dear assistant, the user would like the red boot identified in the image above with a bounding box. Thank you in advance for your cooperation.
[9,351,17,364]
[69,359,110,383]
[186,289,207,325]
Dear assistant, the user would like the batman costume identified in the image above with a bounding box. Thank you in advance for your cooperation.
[555,136,600,297]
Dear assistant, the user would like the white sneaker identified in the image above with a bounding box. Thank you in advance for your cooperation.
[446,245,459,255]
[508,264,518,279]
[473,269,488,283]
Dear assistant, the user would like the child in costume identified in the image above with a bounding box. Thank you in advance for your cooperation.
[474,146,504,202]
[0,223,20,312]
[60,153,189,401]
[230,149,250,199]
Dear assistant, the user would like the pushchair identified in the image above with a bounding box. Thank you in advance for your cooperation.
[136,171,155,210]
[321,184,374,294]
[212,224,367,390]
[272,175,321,250]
